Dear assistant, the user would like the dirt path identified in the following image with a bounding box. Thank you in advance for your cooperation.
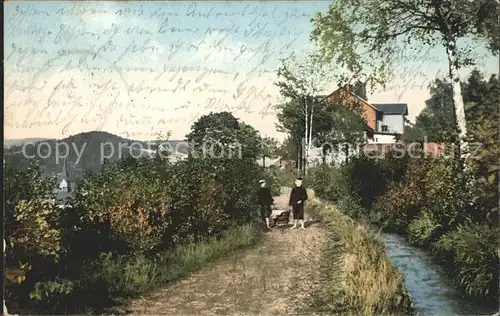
[127,189,325,315]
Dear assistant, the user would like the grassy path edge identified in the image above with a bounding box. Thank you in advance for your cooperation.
[305,198,415,315]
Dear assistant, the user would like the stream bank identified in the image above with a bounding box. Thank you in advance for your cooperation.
[376,230,496,315]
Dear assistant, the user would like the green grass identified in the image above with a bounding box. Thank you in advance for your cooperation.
[73,223,264,314]
[306,199,415,315]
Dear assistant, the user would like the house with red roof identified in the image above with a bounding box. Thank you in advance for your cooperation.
[319,85,408,144]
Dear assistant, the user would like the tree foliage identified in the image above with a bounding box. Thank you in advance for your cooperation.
[404,69,498,143]
[186,111,261,160]
[311,0,499,82]
[4,162,71,303]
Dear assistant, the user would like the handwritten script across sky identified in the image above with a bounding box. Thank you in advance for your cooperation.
[5,1,498,141]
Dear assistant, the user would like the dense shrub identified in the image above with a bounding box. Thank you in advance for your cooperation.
[434,223,499,299]
[73,159,171,255]
[407,212,442,247]
[261,168,282,196]
[371,159,431,231]
[5,156,264,313]
[4,163,72,309]
[309,164,347,202]
[421,159,472,232]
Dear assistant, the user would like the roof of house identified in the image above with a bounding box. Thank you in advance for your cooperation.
[257,157,280,167]
[320,87,381,114]
[371,103,408,115]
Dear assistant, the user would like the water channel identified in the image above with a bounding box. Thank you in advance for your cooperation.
[377,231,496,315]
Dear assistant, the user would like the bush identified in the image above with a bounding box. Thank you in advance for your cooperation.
[4,162,71,308]
[407,212,442,247]
[308,164,347,202]
[422,158,472,232]
[5,154,264,313]
[434,223,499,300]
[371,159,431,231]
[71,158,171,255]
[342,156,386,209]
[261,168,281,196]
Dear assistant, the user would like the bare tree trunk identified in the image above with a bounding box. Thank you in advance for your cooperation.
[445,38,468,157]
[304,98,309,175]
[308,106,314,169]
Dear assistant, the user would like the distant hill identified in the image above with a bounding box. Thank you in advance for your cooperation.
[4,138,54,149]
[4,131,189,183]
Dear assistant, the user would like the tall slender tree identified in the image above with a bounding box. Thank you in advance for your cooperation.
[275,53,333,174]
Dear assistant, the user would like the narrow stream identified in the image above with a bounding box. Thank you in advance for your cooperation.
[376,231,494,316]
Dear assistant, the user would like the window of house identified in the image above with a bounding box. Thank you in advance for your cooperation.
[381,125,388,132]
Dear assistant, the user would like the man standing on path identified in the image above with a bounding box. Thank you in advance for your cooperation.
[258,179,273,229]
[289,177,308,230]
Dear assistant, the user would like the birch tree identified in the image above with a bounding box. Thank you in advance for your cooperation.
[275,53,333,175]
[311,0,499,156]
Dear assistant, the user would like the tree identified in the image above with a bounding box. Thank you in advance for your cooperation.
[311,0,499,155]
[186,111,261,161]
[275,52,334,174]
[314,99,368,163]
[404,78,457,142]
[464,72,499,226]
[275,136,299,166]
[403,69,497,143]
[260,137,280,167]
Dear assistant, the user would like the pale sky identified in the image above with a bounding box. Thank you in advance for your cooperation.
[4,1,499,142]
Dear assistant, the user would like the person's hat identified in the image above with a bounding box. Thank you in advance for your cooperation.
[296,177,303,181]
[259,179,265,184]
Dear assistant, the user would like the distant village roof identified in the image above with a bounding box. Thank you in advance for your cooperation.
[371,103,408,115]
[169,151,188,162]
[257,157,280,167]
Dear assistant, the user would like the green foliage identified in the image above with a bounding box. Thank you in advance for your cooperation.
[313,99,368,153]
[311,0,498,87]
[274,52,337,172]
[260,137,280,159]
[372,159,431,231]
[309,164,347,202]
[404,78,458,142]
[434,223,499,298]
[342,156,391,209]
[186,111,261,160]
[465,72,499,225]
[72,158,170,255]
[422,159,472,230]
[260,169,281,196]
[3,162,69,304]
[404,70,498,144]
[74,224,262,312]
[408,212,442,247]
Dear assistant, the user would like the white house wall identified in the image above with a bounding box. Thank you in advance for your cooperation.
[376,114,404,134]
[368,133,398,144]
